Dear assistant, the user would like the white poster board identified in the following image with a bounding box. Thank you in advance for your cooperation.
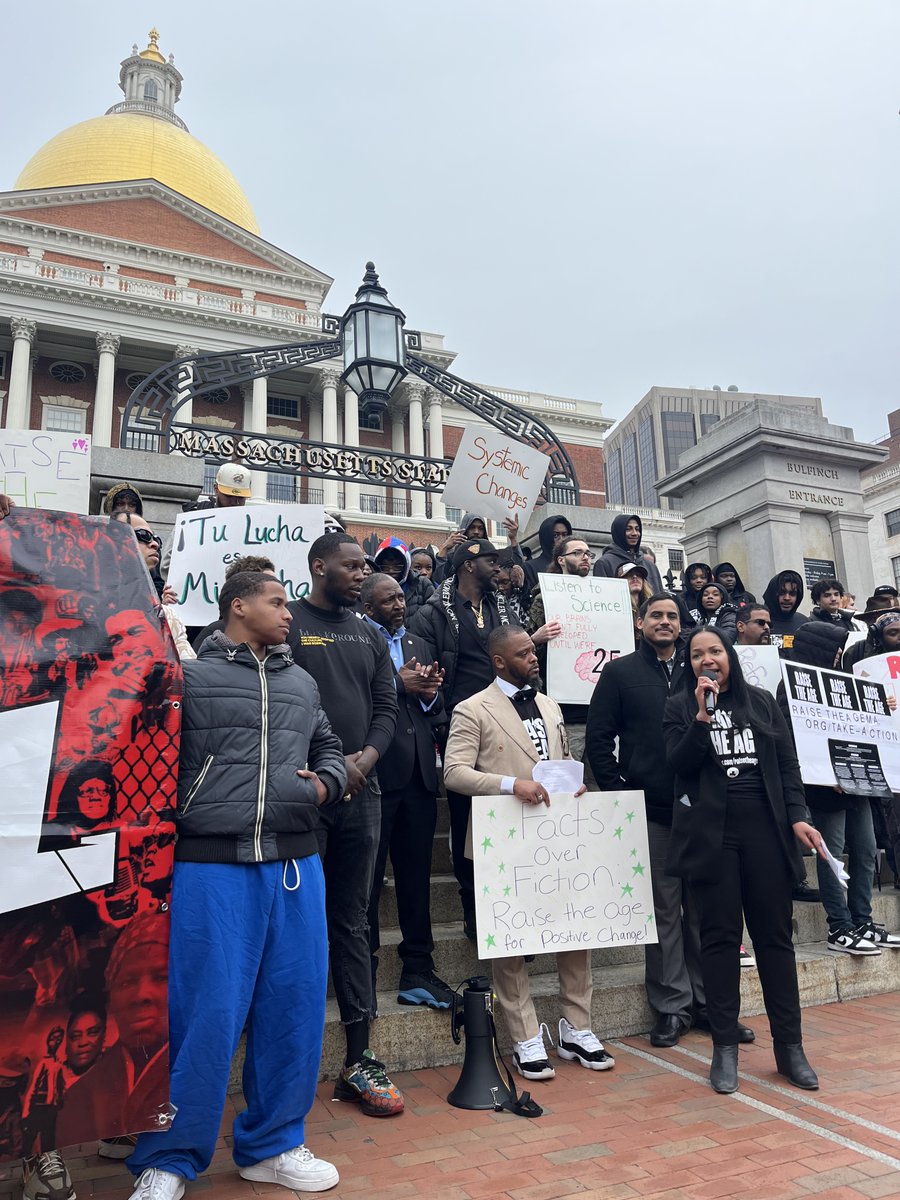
[167,503,325,626]
[781,660,900,795]
[853,652,900,713]
[539,575,633,705]
[441,426,550,527]
[0,429,91,513]
[472,789,657,959]
[735,644,782,695]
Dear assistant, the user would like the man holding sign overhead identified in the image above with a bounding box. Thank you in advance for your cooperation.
[443,625,615,1083]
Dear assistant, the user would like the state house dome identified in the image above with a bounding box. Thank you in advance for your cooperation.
[14,29,259,234]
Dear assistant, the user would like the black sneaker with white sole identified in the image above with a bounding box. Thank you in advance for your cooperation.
[556,1017,615,1071]
[513,1026,555,1081]
[827,927,881,956]
[854,921,900,948]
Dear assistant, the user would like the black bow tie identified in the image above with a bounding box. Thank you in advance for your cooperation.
[512,687,537,702]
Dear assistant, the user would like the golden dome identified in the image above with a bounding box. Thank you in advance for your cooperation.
[14,113,259,234]
[139,28,166,64]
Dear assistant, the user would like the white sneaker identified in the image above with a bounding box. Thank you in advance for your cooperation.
[127,1169,184,1200]
[827,928,881,956]
[22,1152,74,1200]
[239,1146,339,1192]
[513,1023,555,1081]
[557,1017,615,1071]
[739,945,756,968]
[855,921,900,948]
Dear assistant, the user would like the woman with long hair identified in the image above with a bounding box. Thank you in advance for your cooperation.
[663,626,825,1094]
[695,582,739,642]
[617,563,653,647]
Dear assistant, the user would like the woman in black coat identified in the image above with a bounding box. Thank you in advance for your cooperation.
[663,626,826,1094]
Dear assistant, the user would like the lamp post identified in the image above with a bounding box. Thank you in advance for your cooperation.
[340,262,407,424]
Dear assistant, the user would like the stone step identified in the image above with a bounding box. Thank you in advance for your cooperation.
[230,938,900,1090]
[787,888,900,946]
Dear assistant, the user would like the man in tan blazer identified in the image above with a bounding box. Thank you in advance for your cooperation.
[444,626,615,1082]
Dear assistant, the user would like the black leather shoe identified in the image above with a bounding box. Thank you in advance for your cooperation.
[691,1009,755,1044]
[773,1041,819,1090]
[650,1013,690,1047]
[710,1044,739,1093]
[792,880,821,902]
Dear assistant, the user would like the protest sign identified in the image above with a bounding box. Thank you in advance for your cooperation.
[0,510,179,1160]
[167,502,325,626]
[539,574,633,705]
[780,660,900,796]
[0,429,91,513]
[735,644,782,694]
[440,426,550,527]
[853,652,900,710]
[472,789,657,959]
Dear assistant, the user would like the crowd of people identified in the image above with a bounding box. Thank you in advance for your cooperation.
[3,481,900,1196]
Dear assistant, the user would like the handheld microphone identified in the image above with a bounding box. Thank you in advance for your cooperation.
[704,667,719,716]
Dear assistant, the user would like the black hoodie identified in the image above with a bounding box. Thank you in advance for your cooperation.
[713,562,755,605]
[762,570,809,650]
[524,513,573,587]
[680,562,714,624]
[593,513,664,592]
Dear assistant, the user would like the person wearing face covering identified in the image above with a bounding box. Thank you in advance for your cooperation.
[593,514,663,592]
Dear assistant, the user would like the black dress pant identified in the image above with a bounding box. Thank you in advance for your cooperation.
[446,788,476,924]
[368,762,438,978]
[691,791,802,1046]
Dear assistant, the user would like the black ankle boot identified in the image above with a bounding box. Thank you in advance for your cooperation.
[710,1044,739,1093]
[773,1041,818,1090]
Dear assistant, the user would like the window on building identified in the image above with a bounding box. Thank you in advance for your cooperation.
[446,507,463,527]
[49,361,87,385]
[621,433,640,505]
[266,475,296,503]
[267,397,299,419]
[123,420,161,452]
[699,413,721,436]
[637,416,658,507]
[605,447,623,506]
[661,411,697,473]
[361,493,387,515]
[42,405,85,434]
[204,388,230,406]
[125,372,146,392]
[0,351,7,380]
[203,461,218,495]
[143,80,159,102]
[668,549,684,572]
[886,509,900,539]
[390,497,411,518]
[893,557,900,592]
[360,411,384,432]
[548,478,576,506]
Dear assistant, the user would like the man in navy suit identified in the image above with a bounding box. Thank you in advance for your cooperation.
[362,573,453,1009]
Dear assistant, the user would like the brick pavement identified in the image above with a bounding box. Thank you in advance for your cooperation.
[3,993,900,1200]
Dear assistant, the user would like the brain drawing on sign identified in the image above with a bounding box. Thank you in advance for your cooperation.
[0,510,180,1161]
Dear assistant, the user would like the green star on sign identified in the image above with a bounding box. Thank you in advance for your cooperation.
[482,884,490,896]
[613,798,620,808]
[503,885,512,897]
[613,826,623,840]
[507,827,517,839]
[621,883,634,897]
[481,836,493,853]
[632,862,645,877]
[646,912,655,924]
[486,934,496,949]
[488,808,496,820]
[630,848,637,858]
[625,810,635,823]
[498,862,506,873]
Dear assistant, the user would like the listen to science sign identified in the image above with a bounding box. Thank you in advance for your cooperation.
[441,426,550,526]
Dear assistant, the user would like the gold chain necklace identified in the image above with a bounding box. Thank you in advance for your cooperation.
[474,599,485,629]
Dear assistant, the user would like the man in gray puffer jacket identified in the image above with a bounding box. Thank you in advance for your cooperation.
[127,571,346,1200]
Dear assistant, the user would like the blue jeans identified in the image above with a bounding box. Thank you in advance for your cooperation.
[810,804,876,934]
[128,857,327,1179]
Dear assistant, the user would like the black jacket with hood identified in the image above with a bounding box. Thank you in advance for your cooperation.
[594,513,664,593]
[433,512,523,585]
[524,514,573,588]
[176,632,347,864]
[373,537,435,624]
[694,582,739,642]
[713,562,755,606]
[762,570,810,650]
[680,562,714,625]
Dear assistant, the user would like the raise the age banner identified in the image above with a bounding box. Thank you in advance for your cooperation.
[0,429,91,513]
[539,574,633,705]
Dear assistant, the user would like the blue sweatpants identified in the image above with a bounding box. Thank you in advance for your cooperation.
[129,856,328,1180]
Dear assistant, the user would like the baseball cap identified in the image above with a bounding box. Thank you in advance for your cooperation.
[874,585,899,599]
[215,463,252,497]
[451,538,499,574]
[619,563,648,580]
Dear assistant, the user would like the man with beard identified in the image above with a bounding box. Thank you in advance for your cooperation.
[444,626,614,1081]
[286,534,402,1117]
[735,604,773,646]
[762,570,809,651]
[411,539,520,939]
[594,513,663,593]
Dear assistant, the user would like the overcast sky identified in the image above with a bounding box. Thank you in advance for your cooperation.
[5,2,898,441]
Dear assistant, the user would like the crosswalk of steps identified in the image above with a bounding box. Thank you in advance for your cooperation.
[228,802,900,1090]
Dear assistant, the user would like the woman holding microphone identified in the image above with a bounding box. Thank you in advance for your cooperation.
[663,627,826,1094]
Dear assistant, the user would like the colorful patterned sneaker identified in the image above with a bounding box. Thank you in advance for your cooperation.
[397,970,454,1009]
[557,1017,615,1071]
[22,1153,75,1200]
[854,921,900,948]
[739,945,756,968]
[97,1135,138,1160]
[126,1170,184,1200]
[513,1024,556,1081]
[239,1145,339,1192]
[333,1049,404,1116]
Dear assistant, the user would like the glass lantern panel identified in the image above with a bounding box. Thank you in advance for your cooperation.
[368,310,400,361]
[343,316,356,370]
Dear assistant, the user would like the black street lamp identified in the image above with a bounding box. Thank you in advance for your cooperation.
[340,262,407,423]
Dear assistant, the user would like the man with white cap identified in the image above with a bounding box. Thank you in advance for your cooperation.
[161,464,253,578]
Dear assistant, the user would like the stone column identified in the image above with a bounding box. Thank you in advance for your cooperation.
[739,503,802,587]
[6,317,36,429]
[427,388,446,521]
[407,382,427,519]
[308,396,323,444]
[343,385,360,512]
[175,343,198,429]
[828,511,875,599]
[249,375,268,501]
[320,368,340,509]
[92,332,120,447]
[391,408,405,454]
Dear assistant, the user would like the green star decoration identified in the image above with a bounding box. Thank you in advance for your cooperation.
[630,848,637,858]
[488,808,496,820]
[481,835,493,853]
[613,798,620,808]
[482,884,490,896]
[486,934,496,948]
[632,862,645,877]
[646,912,655,924]
[503,885,512,897]
[613,826,623,840]
[621,883,634,897]
[498,861,506,873]
[507,827,517,839]
[625,810,635,824]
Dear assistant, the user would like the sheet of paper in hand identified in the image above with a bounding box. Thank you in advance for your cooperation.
[471,789,657,959]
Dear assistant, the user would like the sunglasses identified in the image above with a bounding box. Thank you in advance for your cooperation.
[134,529,162,548]
[748,618,771,627]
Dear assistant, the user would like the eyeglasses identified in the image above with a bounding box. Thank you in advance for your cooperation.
[564,550,596,564]
[134,529,162,547]
[748,618,771,627]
